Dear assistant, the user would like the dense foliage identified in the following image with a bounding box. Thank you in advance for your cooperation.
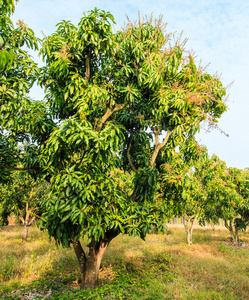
[203,162,249,243]
[0,0,54,182]
[38,8,227,244]
[161,142,210,244]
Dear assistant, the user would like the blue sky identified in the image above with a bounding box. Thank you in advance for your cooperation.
[12,0,249,169]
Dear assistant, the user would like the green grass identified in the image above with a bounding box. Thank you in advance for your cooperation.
[1,225,249,299]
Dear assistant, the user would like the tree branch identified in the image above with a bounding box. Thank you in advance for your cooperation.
[19,216,25,225]
[27,216,36,226]
[112,101,129,113]
[0,163,31,171]
[25,201,30,225]
[127,132,136,172]
[152,125,161,147]
[94,101,129,132]
[85,50,91,84]
[150,130,171,167]
[76,147,87,169]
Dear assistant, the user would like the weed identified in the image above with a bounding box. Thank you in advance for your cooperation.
[218,243,231,254]
[0,257,15,282]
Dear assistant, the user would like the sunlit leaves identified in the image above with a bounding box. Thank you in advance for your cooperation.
[40,118,124,174]
[37,8,228,247]
[0,0,18,16]
[77,8,115,56]
[39,9,116,120]
[0,132,20,182]
[204,164,249,236]
[161,145,210,219]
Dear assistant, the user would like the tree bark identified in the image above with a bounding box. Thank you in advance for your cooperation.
[224,220,239,244]
[234,227,239,244]
[73,230,118,289]
[21,190,34,242]
[22,224,29,242]
[183,215,196,245]
[82,239,108,289]
[94,101,129,132]
[72,238,87,283]
[210,220,215,231]
[127,132,136,172]
[150,130,171,167]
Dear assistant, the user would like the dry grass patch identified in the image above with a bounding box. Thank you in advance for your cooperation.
[1,224,249,299]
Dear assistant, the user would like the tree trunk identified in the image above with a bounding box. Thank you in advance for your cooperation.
[21,199,33,243]
[224,220,240,244]
[21,216,35,242]
[82,240,108,289]
[210,220,215,231]
[22,224,29,242]
[21,187,35,243]
[183,215,196,245]
[73,230,118,289]
[234,227,240,244]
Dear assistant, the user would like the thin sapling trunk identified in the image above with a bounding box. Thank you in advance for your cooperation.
[183,215,197,245]
[20,186,36,242]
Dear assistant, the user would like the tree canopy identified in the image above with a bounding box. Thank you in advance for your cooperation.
[161,142,210,244]
[203,162,249,243]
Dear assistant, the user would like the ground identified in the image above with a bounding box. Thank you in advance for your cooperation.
[1,224,249,299]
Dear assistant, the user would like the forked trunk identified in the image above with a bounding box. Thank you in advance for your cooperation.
[234,227,239,244]
[73,230,118,289]
[224,220,240,244]
[20,199,36,243]
[20,188,36,243]
[183,215,196,245]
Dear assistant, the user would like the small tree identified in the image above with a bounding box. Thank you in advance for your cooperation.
[233,168,249,234]
[161,142,211,245]
[204,165,249,244]
[0,171,49,241]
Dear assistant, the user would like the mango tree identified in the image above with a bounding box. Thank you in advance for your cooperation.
[0,0,54,183]
[0,171,49,241]
[161,142,213,245]
[35,8,228,289]
[204,164,249,244]
[233,168,249,236]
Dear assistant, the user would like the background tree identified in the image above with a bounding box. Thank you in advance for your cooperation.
[0,0,54,183]
[0,171,49,242]
[232,168,249,235]
[203,164,249,244]
[37,8,227,289]
[161,142,212,245]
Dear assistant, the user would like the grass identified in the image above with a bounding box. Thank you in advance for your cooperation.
[1,225,249,299]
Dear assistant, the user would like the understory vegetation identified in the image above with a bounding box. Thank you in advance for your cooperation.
[1,225,249,300]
